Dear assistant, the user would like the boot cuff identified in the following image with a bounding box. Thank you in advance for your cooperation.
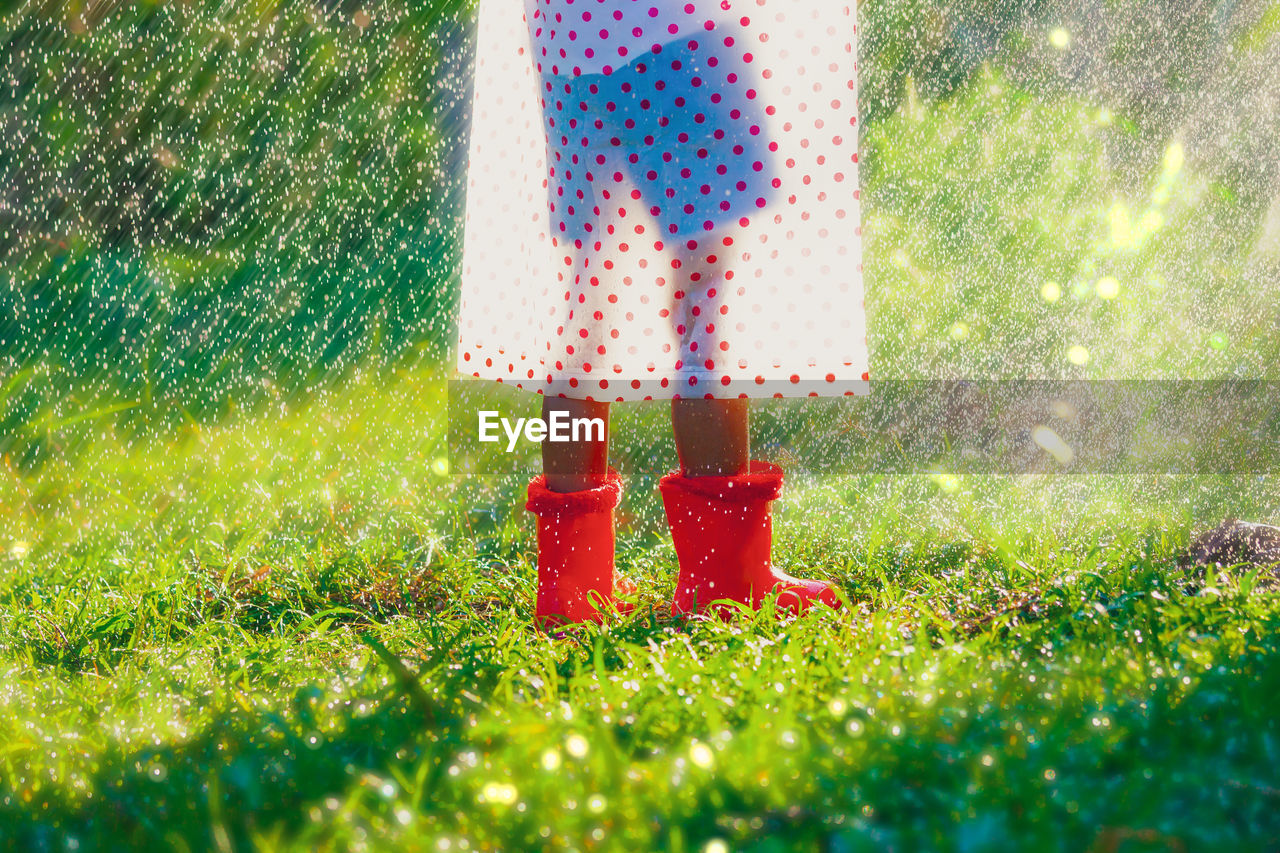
[526,468,623,516]
[658,461,783,503]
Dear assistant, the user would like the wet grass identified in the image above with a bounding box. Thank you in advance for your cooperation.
[1,367,1279,851]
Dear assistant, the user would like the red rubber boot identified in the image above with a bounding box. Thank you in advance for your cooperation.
[659,461,841,617]
[526,468,634,627]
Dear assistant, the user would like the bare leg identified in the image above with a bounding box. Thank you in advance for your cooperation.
[542,396,611,493]
[667,396,840,618]
[671,398,750,477]
[667,226,751,478]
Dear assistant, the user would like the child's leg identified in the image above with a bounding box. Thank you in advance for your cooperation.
[541,396,610,493]
[671,398,749,477]
[529,395,630,626]
[666,227,750,477]
[663,398,841,616]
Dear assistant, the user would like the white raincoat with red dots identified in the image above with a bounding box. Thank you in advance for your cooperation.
[457,0,868,400]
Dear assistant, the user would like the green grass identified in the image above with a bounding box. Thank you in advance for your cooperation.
[2,367,1279,850]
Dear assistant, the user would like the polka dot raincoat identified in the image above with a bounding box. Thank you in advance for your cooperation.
[457,0,868,400]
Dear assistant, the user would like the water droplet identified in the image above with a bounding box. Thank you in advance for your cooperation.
[565,734,589,758]
[480,782,518,805]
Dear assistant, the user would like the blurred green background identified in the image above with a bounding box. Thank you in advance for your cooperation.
[2,0,1278,461]
[2,0,472,459]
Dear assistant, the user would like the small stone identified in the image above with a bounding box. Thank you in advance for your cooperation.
[1183,519,1280,588]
